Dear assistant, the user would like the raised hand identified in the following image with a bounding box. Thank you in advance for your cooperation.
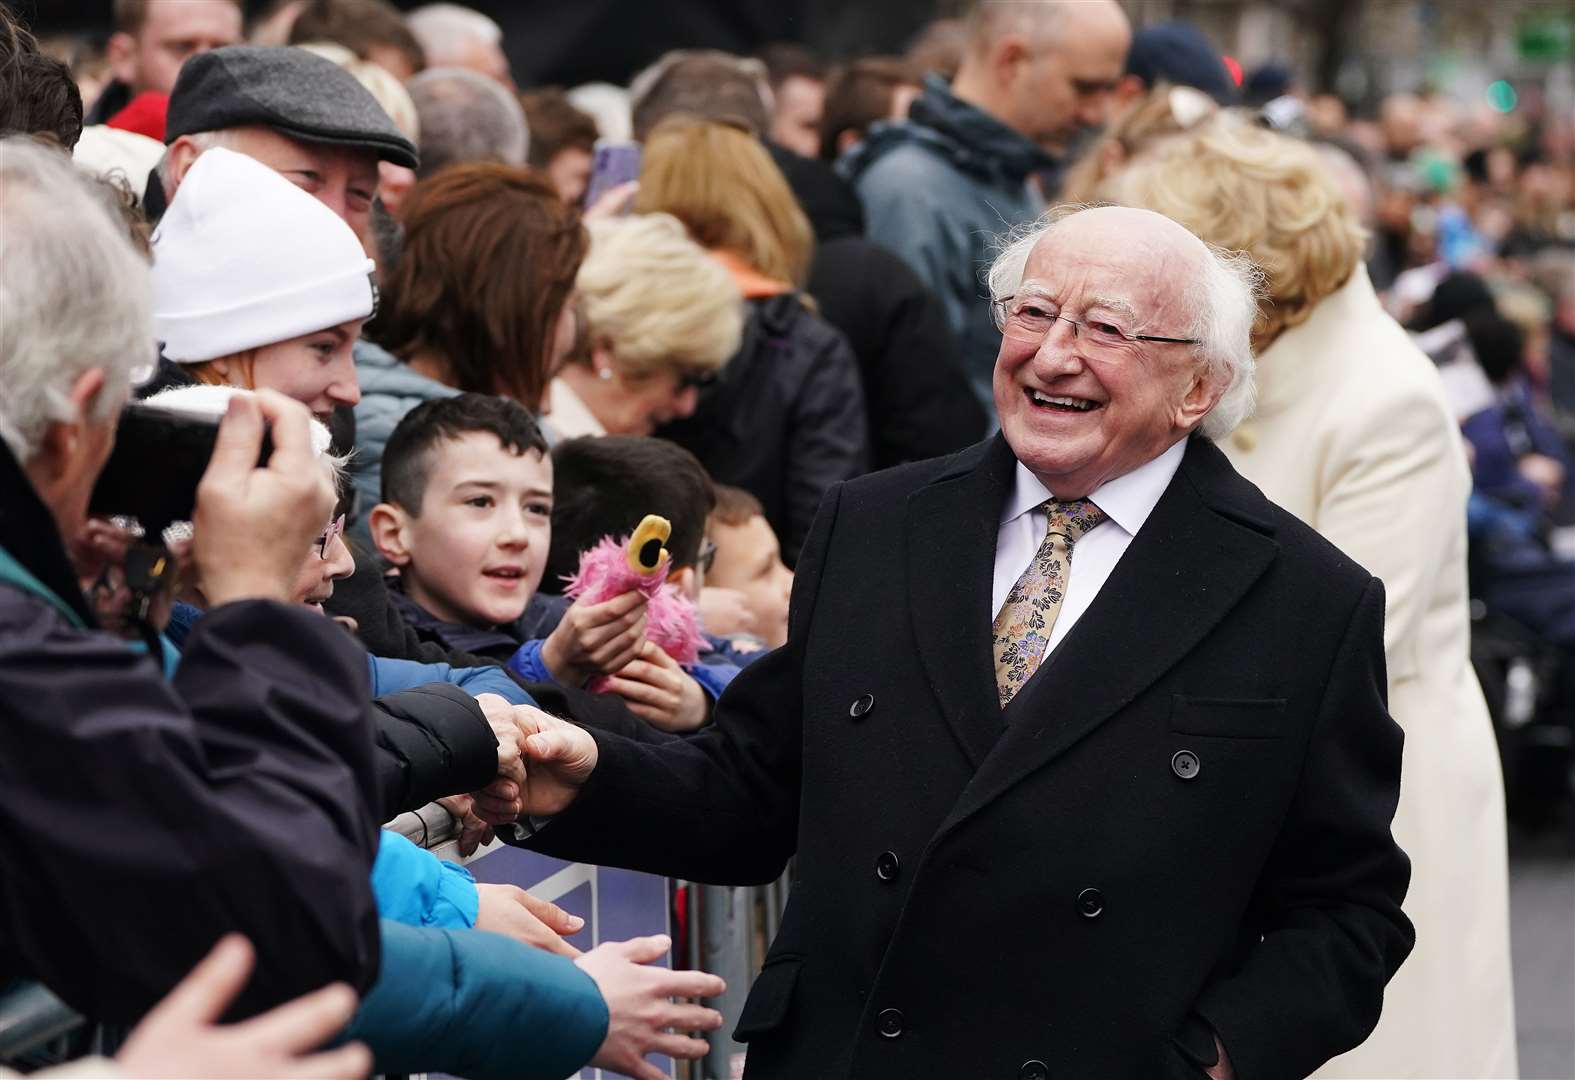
[601,642,709,732]
[194,391,336,608]
[474,883,585,957]
[574,935,725,1080]
[117,934,369,1079]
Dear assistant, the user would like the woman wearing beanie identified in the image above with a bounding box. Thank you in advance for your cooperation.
[141,147,375,424]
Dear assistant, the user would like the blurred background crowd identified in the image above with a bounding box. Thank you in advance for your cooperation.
[2,0,1573,1077]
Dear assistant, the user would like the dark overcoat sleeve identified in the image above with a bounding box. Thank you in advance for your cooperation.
[1191,577,1415,1078]
[523,483,842,883]
[0,598,382,1022]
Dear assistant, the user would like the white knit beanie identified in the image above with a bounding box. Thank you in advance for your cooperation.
[151,147,376,363]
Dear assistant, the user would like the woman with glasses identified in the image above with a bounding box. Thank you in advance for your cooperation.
[546,213,744,439]
[1109,114,1516,1080]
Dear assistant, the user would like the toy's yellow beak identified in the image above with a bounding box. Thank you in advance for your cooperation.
[627,515,672,574]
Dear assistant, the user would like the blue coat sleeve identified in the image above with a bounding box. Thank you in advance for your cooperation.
[505,638,559,685]
[686,659,739,701]
[370,830,478,929]
[346,920,609,1080]
[367,654,535,705]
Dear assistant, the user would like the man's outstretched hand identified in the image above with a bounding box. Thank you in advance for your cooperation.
[473,705,599,824]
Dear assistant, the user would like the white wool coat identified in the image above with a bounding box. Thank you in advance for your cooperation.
[1224,266,1517,1079]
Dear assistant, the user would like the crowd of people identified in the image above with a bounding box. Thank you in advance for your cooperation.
[2,0,1572,1077]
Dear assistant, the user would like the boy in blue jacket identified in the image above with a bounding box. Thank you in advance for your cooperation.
[368,395,736,733]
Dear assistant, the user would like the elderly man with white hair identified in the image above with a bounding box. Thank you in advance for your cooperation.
[0,135,382,1020]
[491,204,1416,1079]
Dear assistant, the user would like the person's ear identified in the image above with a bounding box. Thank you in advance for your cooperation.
[33,368,110,480]
[991,34,1032,88]
[1176,364,1228,431]
[1111,74,1146,111]
[163,136,207,198]
[589,343,617,383]
[669,564,700,601]
[368,502,413,566]
[105,32,138,86]
[836,128,861,156]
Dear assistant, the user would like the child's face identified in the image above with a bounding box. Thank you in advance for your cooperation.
[381,432,553,628]
[707,513,793,648]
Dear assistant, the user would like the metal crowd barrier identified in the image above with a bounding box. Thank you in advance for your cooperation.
[393,803,793,1080]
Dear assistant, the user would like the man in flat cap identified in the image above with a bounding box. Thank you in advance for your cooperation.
[145,44,418,239]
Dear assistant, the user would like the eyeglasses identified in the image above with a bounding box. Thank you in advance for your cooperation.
[992,295,1201,351]
[698,538,718,575]
[316,514,346,560]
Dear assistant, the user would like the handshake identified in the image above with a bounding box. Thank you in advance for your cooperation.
[441,693,602,858]
[444,695,717,1080]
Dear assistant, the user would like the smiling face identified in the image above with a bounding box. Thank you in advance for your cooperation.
[993,207,1224,498]
[291,525,356,613]
[375,431,554,628]
[207,318,364,422]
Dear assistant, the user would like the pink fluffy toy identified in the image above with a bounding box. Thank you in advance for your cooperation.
[562,514,706,691]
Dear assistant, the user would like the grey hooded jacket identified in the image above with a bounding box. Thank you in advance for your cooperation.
[841,76,1059,411]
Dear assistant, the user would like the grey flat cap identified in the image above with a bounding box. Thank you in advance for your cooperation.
[166,45,419,169]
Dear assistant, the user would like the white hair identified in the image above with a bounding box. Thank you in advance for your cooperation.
[407,67,529,177]
[0,137,156,462]
[985,206,1263,441]
[406,3,502,63]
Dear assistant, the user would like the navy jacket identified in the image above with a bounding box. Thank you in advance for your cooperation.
[0,440,381,1022]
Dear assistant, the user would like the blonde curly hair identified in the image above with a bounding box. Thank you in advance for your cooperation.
[1102,113,1366,352]
[577,212,744,380]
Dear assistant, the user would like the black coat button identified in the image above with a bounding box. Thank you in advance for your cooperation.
[875,850,900,882]
[876,1007,904,1038]
[1171,748,1201,780]
[1019,1060,1050,1080]
[850,693,875,718]
[1075,887,1104,919]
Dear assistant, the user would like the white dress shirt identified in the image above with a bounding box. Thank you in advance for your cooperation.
[991,439,1187,660]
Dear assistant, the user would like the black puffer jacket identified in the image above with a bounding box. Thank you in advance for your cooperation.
[656,294,869,567]
[372,683,500,818]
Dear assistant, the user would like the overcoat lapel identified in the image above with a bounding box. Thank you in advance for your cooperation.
[935,436,1281,839]
[904,435,1018,768]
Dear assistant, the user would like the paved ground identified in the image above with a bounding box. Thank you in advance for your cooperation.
[1509,828,1575,1079]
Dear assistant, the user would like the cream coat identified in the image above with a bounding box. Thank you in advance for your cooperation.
[1225,267,1517,1078]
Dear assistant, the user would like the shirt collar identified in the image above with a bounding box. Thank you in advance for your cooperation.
[1001,437,1189,536]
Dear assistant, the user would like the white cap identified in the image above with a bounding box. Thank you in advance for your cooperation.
[151,147,376,363]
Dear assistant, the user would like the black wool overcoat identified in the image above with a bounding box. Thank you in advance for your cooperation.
[528,433,1415,1080]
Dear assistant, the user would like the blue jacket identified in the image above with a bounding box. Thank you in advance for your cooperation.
[371,830,478,929]
[840,75,1058,409]
[349,919,608,1080]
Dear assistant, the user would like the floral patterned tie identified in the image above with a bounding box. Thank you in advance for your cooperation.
[991,498,1108,707]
